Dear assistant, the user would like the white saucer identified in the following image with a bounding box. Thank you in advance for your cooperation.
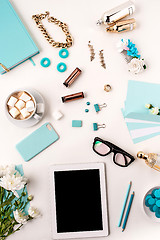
[143,186,160,222]
[6,88,45,128]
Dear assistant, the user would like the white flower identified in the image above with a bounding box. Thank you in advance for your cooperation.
[28,206,41,218]
[145,104,152,109]
[0,171,27,197]
[150,107,159,115]
[0,165,15,177]
[128,58,145,74]
[117,39,129,52]
[13,210,28,224]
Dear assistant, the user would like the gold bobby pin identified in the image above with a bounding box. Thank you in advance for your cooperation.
[0,63,10,72]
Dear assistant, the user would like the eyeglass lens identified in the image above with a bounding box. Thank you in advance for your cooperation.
[114,153,131,166]
[94,141,110,155]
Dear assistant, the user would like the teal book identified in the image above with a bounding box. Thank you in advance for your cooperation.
[0,0,39,74]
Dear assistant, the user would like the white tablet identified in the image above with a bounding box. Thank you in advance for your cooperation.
[50,163,109,239]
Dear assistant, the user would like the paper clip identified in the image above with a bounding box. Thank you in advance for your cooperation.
[93,123,106,131]
[94,103,107,112]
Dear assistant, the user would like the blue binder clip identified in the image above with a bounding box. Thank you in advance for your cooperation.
[94,103,107,112]
[93,123,106,131]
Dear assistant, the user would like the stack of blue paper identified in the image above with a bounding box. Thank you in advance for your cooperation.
[122,80,160,144]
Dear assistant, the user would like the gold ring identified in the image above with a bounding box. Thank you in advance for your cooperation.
[104,84,111,92]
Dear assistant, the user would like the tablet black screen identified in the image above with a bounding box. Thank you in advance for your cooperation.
[54,169,103,233]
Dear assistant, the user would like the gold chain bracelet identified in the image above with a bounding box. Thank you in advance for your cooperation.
[32,11,73,48]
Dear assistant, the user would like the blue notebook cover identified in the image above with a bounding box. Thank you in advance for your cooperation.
[0,0,39,74]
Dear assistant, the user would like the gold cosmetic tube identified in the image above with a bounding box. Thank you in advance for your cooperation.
[106,18,136,33]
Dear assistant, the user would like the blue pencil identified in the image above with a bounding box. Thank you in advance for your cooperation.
[122,191,135,232]
[118,181,132,227]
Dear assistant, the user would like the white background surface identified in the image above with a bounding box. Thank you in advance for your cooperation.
[1,0,160,239]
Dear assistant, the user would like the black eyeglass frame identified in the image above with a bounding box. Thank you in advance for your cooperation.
[93,137,135,167]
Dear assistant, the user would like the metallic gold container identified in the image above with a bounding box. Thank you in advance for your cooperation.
[97,1,135,25]
[106,18,136,33]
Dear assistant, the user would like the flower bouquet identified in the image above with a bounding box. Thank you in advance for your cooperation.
[145,104,160,115]
[117,39,146,74]
[0,165,40,240]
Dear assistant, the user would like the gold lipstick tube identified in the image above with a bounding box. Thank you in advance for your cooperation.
[97,1,135,25]
[106,18,136,33]
[62,92,84,103]
[63,68,82,87]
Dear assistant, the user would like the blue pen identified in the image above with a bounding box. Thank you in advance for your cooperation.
[118,181,132,227]
[122,191,135,232]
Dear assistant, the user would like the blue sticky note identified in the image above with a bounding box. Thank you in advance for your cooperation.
[72,120,82,127]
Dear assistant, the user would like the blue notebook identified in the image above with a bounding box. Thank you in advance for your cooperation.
[0,0,39,74]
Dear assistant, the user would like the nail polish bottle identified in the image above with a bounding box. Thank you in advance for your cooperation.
[137,151,160,172]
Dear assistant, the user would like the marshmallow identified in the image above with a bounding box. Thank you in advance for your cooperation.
[20,108,30,119]
[7,96,18,107]
[19,92,31,102]
[36,103,44,114]
[15,100,25,110]
[52,110,63,120]
[26,100,35,112]
[9,107,20,118]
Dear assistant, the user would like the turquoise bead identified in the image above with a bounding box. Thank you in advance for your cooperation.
[152,205,158,212]
[145,199,150,207]
[145,195,152,201]
[156,200,160,207]
[86,102,90,105]
[155,208,160,218]
[57,62,67,72]
[154,189,160,199]
[40,57,51,67]
[59,49,69,58]
[148,197,156,206]
[149,205,155,212]
[152,189,158,198]
[85,109,89,112]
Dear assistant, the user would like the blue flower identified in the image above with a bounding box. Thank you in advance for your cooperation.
[127,39,141,59]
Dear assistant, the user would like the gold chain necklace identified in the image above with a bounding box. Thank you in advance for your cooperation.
[32,11,73,48]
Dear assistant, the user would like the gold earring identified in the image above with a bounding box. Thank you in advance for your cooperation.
[99,50,106,69]
[88,41,95,61]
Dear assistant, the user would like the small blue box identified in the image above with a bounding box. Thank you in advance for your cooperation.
[72,120,82,127]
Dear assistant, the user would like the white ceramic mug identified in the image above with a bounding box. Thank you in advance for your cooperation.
[6,89,42,121]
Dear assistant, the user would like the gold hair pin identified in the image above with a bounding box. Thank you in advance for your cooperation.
[99,50,106,69]
[0,63,10,73]
[88,41,95,61]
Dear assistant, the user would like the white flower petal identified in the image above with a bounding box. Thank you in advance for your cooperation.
[28,206,41,218]
[128,58,144,74]
[13,210,28,224]
[0,171,27,195]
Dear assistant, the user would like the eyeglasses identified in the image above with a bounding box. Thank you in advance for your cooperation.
[93,137,135,167]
